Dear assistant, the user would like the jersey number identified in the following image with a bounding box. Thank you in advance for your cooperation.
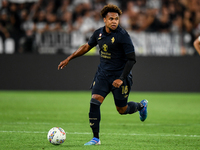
[122,86,128,94]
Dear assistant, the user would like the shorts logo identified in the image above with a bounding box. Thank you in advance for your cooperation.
[124,95,128,98]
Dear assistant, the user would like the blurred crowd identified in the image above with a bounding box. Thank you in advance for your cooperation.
[0,0,200,54]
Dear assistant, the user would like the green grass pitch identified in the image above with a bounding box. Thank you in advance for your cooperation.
[0,91,200,150]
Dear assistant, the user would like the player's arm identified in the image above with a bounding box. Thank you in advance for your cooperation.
[119,52,136,80]
[193,36,200,55]
[58,43,92,70]
[112,52,136,88]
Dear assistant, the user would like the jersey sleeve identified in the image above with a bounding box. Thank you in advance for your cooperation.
[119,32,135,54]
[88,30,98,47]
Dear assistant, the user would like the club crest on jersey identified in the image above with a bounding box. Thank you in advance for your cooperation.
[102,44,108,51]
[111,37,115,43]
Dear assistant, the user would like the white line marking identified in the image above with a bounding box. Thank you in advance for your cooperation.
[1,122,200,126]
[0,131,46,134]
[0,130,200,138]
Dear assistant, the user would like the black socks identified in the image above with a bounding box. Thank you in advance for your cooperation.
[89,98,101,139]
[124,101,144,114]
[88,98,143,139]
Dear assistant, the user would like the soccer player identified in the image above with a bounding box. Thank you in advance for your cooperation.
[193,35,200,55]
[58,4,148,146]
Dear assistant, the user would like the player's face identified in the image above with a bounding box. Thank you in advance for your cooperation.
[104,12,119,33]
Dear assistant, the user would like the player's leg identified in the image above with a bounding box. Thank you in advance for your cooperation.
[112,78,144,115]
[113,94,144,115]
[90,94,104,139]
[84,94,104,146]
[84,74,110,146]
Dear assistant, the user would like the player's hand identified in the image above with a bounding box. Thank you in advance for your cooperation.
[112,79,123,88]
[58,59,69,70]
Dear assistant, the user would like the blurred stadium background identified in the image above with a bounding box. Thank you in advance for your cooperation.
[1,1,200,149]
[0,0,200,91]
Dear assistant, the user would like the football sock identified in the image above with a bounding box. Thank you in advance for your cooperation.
[93,132,99,139]
[124,101,144,114]
[89,98,101,139]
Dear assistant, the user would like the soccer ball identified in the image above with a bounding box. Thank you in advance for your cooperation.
[47,127,66,145]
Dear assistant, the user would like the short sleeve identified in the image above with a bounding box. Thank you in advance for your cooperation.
[119,32,135,54]
[198,36,200,42]
[88,30,98,47]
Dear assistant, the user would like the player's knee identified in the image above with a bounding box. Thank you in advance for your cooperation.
[90,98,102,106]
[92,94,104,103]
[117,110,125,115]
[116,106,127,115]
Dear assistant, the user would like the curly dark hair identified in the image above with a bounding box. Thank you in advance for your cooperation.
[100,4,122,18]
